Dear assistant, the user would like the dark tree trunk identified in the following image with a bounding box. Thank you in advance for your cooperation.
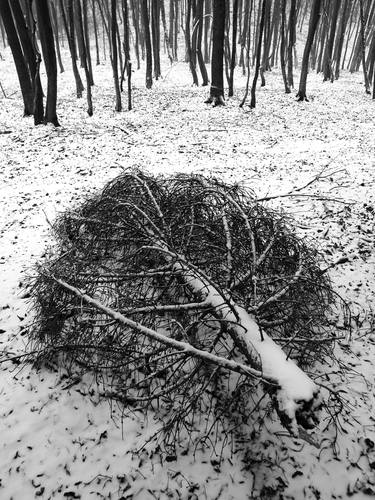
[174,0,179,61]
[160,0,173,63]
[60,0,84,98]
[323,0,340,82]
[0,0,34,115]
[91,0,100,64]
[195,0,209,85]
[280,0,290,93]
[35,0,60,126]
[122,0,132,110]
[11,0,44,122]
[228,0,238,96]
[75,0,93,115]
[334,0,349,79]
[239,0,253,107]
[111,0,121,110]
[141,0,153,88]
[206,0,225,105]
[185,0,199,85]
[250,0,266,108]
[151,0,161,79]
[204,0,211,63]
[49,0,64,73]
[297,0,322,101]
[287,0,296,88]
[259,0,271,86]
[130,0,140,69]
[82,0,94,84]
[359,0,371,94]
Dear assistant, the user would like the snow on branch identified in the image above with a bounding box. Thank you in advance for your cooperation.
[29,170,344,446]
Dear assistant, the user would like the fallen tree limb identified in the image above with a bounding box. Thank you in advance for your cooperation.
[29,170,342,446]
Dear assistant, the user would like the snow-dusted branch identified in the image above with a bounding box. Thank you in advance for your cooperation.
[51,276,269,382]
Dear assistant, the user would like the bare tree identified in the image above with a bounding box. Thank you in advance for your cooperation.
[297,0,322,102]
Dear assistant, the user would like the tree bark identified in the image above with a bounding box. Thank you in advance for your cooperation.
[228,0,238,96]
[60,0,85,98]
[0,0,34,116]
[296,0,322,102]
[206,0,225,105]
[35,0,60,126]
[75,0,93,115]
[111,0,121,110]
[141,0,152,88]
[280,0,290,93]
[250,0,266,108]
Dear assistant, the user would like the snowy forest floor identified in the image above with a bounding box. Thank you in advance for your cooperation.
[1,48,375,499]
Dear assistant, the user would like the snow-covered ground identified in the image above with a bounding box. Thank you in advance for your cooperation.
[1,47,375,499]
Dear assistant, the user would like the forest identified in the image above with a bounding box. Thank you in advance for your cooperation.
[0,1,375,499]
[1,0,375,122]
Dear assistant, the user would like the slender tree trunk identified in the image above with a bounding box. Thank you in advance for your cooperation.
[196,0,209,85]
[49,0,64,73]
[239,0,253,106]
[151,0,161,79]
[0,0,34,115]
[334,0,349,79]
[76,0,93,115]
[280,0,290,93]
[296,0,322,101]
[141,0,152,88]
[323,0,340,82]
[206,0,225,105]
[287,0,296,88]
[82,0,94,84]
[185,0,199,85]
[250,0,266,108]
[160,0,173,63]
[228,0,239,96]
[359,0,371,94]
[204,0,211,63]
[35,0,60,126]
[130,0,140,69]
[91,0,100,64]
[60,0,85,97]
[110,0,121,110]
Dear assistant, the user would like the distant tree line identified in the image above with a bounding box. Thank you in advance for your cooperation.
[0,0,374,126]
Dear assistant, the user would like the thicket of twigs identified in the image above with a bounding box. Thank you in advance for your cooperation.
[28,170,344,450]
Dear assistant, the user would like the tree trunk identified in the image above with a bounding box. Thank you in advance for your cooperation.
[110,0,121,110]
[49,0,64,73]
[228,0,238,96]
[35,0,60,126]
[287,0,296,88]
[334,0,349,80]
[195,0,209,85]
[60,0,85,98]
[323,0,340,82]
[250,0,266,108]
[151,0,161,79]
[359,0,371,94]
[280,0,290,93]
[82,0,94,84]
[0,0,34,116]
[75,0,93,115]
[185,0,199,85]
[296,0,322,102]
[206,0,225,105]
[9,0,44,123]
[141,0,152,88]
[91,0,100,64]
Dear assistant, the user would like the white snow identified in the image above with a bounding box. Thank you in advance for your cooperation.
[1,45,375,499]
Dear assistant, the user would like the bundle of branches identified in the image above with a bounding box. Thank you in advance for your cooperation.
[29,170,341,447]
